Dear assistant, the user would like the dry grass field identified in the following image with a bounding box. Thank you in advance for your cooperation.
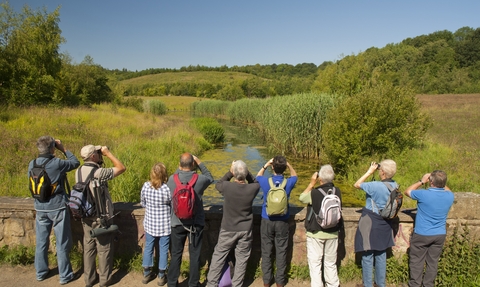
[418,94,480,152]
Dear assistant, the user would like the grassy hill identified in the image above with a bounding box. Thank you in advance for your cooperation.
[120,71,260,85]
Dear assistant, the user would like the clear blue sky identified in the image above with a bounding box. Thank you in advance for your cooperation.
[9,0,480,71]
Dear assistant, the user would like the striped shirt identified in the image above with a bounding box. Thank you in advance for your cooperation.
[141,181,172,237]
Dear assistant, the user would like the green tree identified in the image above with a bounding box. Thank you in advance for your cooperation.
[0,3,63,105]
[321,81,430,173]
[455,28,480,68]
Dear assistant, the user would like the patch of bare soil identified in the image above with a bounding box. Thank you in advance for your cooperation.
[0,264,374,287]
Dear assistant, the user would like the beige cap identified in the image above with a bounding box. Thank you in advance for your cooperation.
[80,145,102,160]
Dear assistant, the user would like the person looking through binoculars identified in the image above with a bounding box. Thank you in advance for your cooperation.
[77,145,126,287]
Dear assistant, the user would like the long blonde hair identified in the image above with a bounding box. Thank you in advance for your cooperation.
[150,163,168,189]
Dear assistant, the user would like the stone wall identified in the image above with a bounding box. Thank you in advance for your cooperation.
[1,193,480,267]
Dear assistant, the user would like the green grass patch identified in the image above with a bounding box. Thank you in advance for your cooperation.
[0,104,211,202]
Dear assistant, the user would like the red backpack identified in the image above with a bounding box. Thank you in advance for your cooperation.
[172,173,198,220]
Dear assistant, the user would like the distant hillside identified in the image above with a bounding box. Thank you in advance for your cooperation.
[121,71,259,85]
[116,69,314,99]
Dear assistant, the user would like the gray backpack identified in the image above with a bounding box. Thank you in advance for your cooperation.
[372,182,403,219]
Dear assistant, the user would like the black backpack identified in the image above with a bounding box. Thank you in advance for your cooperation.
[29,157,57,202]
[68,164,98,219]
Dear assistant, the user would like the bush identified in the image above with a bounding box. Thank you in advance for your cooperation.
[120,97,144,112]
[436,226,480,286]
[190,117,225,145]
[321,81,431,173]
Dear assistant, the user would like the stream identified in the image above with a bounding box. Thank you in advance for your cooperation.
[200,121,322,207]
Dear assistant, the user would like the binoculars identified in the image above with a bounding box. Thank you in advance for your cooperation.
[90,224,119,238]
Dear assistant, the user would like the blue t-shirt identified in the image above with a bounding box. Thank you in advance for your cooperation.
[257,174,297,220]
[360,180,398,214]
[411,188,454,236]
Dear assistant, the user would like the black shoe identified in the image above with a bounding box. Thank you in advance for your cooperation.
[60,272,81,285]
[157,274,167,286]
[142,272,156,284]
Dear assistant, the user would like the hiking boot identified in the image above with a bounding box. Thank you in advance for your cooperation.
[142,272,156,284]
[157,274,167,286]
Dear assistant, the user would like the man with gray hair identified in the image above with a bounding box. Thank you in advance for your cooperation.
[299,164,342,287]
[28,135,80,284]
[404,170,454,287]
[354,159,398,287]
[206,160,260,287]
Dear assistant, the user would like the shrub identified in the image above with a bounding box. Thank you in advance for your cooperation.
[436,226,480,286]
[120,97,144,112]
[190,117,225,145]
[321,81,431,173]
[0,245,35,265]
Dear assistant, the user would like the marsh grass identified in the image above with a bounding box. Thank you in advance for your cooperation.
[0,104,211,201]
[143,99,167,115]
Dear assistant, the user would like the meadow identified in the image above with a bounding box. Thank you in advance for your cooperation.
[1,94,479,204]
[0,102,212,202]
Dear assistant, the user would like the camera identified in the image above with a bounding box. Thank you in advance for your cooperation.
[377,164,381,170]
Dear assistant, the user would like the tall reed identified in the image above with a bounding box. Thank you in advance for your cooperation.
[191,92,338,158]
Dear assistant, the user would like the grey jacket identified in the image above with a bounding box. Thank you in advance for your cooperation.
[167,163,214,227]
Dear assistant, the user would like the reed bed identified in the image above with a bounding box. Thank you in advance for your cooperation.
[193,92,338,158]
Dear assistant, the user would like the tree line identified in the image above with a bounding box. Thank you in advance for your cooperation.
[1,2,479,107]
[0,3,113,107]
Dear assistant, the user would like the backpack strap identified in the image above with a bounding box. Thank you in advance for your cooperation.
[382,181,396,192]
[268,178,287,188]
[174,173,198,186]
[34,157,54,168]
[77,163,98,183]
[371,183,394,214]
[188,173,199,186]
[317,187,327,197]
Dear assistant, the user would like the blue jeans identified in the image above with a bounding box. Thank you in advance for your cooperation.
[35,208,74,284]
[142,232,170,275]
[361,250,386,287]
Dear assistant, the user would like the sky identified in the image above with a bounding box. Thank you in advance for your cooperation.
[9,0,480,71]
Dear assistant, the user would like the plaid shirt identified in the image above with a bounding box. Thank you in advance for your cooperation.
[141,181,171,237]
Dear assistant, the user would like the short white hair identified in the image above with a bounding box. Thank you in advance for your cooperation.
[232,160,248,181]
[380,159,396,178]
[318,164,335,183]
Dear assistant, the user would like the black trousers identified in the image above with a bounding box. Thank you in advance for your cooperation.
[167,224,204,287]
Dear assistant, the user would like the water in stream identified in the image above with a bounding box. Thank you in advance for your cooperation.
[200,121,324,207]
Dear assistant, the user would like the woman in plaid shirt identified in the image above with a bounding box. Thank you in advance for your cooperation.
[140,163,172,286]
